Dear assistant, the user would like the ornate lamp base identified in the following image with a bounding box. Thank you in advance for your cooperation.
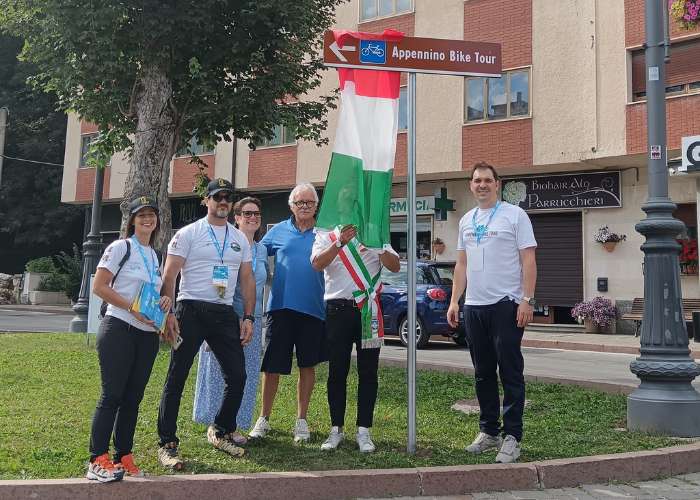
[628,379,700,437]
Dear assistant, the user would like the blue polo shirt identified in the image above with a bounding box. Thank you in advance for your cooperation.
[261,217,325,320]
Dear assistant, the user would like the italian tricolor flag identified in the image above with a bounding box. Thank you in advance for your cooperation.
[316,30,404,248]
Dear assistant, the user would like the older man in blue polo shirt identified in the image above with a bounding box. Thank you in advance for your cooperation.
[249,182,326,443]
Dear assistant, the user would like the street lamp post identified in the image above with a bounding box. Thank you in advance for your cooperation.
[69,167,105,333]
[627,0,700,437]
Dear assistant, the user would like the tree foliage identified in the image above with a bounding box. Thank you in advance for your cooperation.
[0,34,83,273]
[0,0,342,245]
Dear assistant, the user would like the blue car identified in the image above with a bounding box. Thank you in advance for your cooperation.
[380,260,467,348]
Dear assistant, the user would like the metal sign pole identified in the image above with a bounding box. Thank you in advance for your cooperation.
[406,72,417,454]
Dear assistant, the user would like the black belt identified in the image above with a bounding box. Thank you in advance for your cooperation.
[327,298,358,308]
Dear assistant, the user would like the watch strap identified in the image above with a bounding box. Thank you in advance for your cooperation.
[243,314,255,323]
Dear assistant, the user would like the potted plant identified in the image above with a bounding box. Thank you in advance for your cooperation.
[678,238,698,275]
[571,296,617,333]
[432,237,445,257]
[594,225,626,252]
[669,0,699,30]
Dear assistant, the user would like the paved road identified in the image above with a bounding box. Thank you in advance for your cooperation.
[0,308,72,332]
[0,308,697,393]
[371,472,700,499]
[380,339,700,392]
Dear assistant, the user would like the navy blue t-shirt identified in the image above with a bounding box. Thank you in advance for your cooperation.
[261,217,325,320]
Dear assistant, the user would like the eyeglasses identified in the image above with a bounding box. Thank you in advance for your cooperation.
[212,192,234,202]
[293,200,316,208]
[240,210,261,218]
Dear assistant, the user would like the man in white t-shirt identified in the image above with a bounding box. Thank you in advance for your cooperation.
[447,162,537,464]
[157,178,255,469]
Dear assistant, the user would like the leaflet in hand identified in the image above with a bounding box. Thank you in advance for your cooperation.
[131,281,167,332]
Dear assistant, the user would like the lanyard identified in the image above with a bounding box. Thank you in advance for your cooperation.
[207,223,229,264]
[130,236,158,284]
[472,201,501,246]
[252,243,258,275]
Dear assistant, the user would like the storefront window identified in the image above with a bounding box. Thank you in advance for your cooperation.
[390,215,432,259]
[674,203,697,276]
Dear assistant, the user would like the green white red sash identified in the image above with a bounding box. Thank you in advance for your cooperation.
[329,228,384,349]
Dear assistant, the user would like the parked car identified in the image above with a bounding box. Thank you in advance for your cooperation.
[380,260,466,348]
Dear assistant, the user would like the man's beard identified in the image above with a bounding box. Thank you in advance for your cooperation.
[215,208,229,218]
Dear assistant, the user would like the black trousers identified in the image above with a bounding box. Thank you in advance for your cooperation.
[158,300,246,445]
[89,315,159,461]
[326,300,380,428]
[464,299,525,441]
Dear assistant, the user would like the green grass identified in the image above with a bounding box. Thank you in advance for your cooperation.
[0,333,682,479]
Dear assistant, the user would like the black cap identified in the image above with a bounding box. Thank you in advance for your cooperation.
[128,195,158,215]
[206,178,234,197]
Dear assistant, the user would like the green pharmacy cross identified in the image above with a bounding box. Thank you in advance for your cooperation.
[433,187,455,221]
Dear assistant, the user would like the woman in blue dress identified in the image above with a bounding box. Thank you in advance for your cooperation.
[193,196,268,444]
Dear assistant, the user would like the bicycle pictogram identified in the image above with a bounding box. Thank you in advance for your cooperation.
[361,42,385,57]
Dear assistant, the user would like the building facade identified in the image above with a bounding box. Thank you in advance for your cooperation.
[61,0,700,327]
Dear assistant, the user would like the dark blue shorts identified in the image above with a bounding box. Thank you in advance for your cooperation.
[261,308,326,374]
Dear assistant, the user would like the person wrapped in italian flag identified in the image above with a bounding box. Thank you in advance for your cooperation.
[312,29,403,453]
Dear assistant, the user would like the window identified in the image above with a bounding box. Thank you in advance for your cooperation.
[464,69,530,123]
[80,134,98,168]
[176,135,214,157]
[360,0,411,21]
[398,87,408,131]
[257,124,296,148]
[633,81,700,101]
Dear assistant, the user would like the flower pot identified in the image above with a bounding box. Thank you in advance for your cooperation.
[583,318,613,334]
[602,241,617,252]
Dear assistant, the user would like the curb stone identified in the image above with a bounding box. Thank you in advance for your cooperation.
[2,442,699,499]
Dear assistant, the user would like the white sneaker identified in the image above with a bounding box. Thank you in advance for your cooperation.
[320,426,344,451]
[356,427,376,453]
[495,434,521,463]
[466,432,503,454]
[248,416,271,439]
[293,418,310,443]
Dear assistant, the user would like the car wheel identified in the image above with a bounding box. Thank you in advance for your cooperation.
[399,316,430,349]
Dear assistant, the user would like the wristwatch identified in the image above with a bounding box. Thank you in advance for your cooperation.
[334,238,343,248]
[243,314,255,323]
[522,296,536,306]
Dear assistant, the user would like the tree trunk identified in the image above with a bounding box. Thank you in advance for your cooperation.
[120,65,180,252]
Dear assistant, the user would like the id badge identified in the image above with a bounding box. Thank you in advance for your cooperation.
[467,247,484,272]
[212,265,229,287]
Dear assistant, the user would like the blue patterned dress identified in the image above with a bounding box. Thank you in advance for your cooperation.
[192,240,268,430]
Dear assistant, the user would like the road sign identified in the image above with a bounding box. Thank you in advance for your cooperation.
[323,31,501,77]
[680,135,700,172]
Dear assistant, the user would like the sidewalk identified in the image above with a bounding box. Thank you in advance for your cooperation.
[0,304,73,314]
[522,328,700,358]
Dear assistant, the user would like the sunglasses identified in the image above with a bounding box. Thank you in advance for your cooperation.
[293,200,316,208]
[240,210,261,218]
[212,192,234,203]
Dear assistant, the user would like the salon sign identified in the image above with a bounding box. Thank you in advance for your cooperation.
[501,171,622,211]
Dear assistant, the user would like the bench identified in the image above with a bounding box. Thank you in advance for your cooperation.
[622,297,700,336]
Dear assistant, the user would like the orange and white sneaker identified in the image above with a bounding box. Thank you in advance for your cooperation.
[117,453,145,477]
[86,453,124,483]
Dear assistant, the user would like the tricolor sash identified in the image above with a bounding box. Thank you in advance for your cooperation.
[329,228,384,349]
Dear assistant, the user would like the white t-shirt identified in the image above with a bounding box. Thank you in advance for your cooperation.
[97,238,163,332]
[457,202,537,306]
[311,229,398,301]
[168,218,252,304]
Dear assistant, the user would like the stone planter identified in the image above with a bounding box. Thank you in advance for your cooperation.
[583,318,614,334]
[28,290,71,305]
[21,272,50,304]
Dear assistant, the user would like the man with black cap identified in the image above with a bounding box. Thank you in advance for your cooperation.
[157,178,256,469]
